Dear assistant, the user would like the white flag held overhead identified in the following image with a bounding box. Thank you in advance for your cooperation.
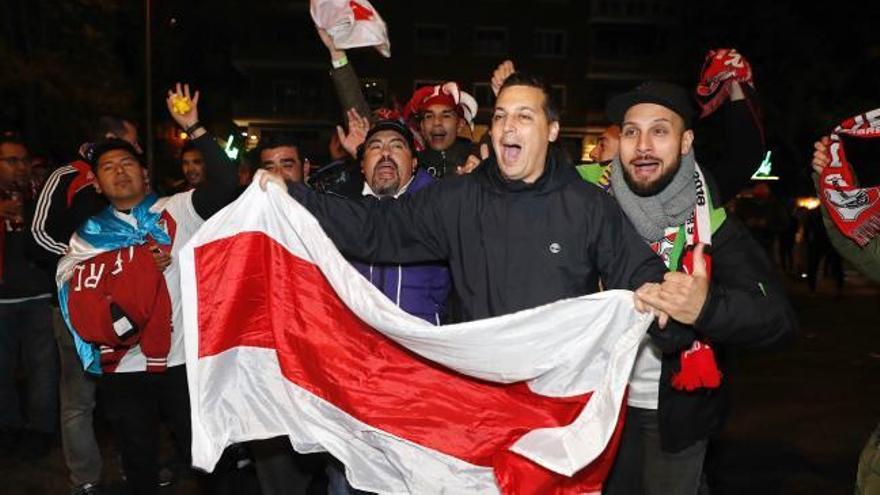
[180,173,653,494]
[310,0,391,57]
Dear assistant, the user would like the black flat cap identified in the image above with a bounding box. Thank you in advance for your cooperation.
[606,81,696,129]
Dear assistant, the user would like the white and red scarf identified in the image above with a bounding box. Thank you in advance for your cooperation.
[818,108,880,246]
[695,48,754,118]
[648,165,724,391]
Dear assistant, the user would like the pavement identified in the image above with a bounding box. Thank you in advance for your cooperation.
[1,269,877,494]
[708,269,880,494]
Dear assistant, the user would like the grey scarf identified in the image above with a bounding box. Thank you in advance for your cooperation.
[610,150,697,243]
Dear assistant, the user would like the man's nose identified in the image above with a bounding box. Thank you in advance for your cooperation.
[502,115,516,134]
[636,133,652,154]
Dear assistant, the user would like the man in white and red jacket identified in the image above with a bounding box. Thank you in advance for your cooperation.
[66,243,173,372]
[56,84,238,495]
[30,114,140,494]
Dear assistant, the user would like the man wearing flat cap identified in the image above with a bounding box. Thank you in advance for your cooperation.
[602,81,797,495]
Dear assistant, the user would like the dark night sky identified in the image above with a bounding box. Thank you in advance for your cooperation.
[2,0,879,195]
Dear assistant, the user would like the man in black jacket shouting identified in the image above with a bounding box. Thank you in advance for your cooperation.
[603,82,797,494]
[265,72,669,322]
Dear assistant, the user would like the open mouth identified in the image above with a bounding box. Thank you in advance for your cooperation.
[631,159,660,179]
[501,143,522,163]
[375,161,398,179]
[429,130,447,145]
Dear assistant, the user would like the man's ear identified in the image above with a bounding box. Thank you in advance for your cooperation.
[411,156,418,173]
[681,129,695,155]
[92,181,102,194]
[549,121,560,142]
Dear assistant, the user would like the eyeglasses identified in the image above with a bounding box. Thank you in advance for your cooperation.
[0,156,30,167]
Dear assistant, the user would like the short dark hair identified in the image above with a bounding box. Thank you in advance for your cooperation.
[497,72,560,122]
[89,138,145,170]
[93,115,133,141]
[257,134,299,157]
[0,132,27,152]
[180,139,200,160]
[357,119,416,160]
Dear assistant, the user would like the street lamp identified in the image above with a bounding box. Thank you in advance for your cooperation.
[145,0,154,185]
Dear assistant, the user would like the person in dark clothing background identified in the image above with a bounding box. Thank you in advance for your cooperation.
[308,130,364,198]
[179,140,206,189]
[0,134,58,462]
[735,182,790,260]
[804,206,844,294]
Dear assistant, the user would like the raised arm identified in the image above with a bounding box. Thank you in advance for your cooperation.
[812,136,880,283]
[698,82,766,204]
[166,83,239,219]
[317,27,372,124]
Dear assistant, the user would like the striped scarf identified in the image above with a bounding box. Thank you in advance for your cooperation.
[818,108,880,246]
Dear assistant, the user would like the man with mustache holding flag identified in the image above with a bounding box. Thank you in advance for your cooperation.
[325,115,451,493]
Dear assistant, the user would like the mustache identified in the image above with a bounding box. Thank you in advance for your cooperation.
[631,154,662,163]
[376,157,398,169]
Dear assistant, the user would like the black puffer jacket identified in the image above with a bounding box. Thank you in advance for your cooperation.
[290,147,667,320]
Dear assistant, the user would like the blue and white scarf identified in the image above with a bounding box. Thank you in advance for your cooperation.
[56,194,171,373]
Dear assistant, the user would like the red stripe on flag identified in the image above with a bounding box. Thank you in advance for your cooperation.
[195,232,624,493]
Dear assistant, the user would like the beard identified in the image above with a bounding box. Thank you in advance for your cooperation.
[621,155,682,197]
[370,159,401,197]
[372,178,401,196]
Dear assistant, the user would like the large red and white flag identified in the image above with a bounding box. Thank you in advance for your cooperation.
[179,173,653,494]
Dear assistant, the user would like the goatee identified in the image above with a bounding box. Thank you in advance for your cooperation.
[622,157,682,197]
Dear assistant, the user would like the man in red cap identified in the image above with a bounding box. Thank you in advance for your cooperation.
[317,26,477,179]
[400,82,478,178]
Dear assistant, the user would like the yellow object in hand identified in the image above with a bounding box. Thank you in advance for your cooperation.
[171,95,192,115]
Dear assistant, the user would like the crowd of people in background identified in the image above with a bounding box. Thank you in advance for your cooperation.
[0,16,875,495]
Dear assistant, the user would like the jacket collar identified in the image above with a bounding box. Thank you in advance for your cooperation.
[476,145,575,196]
[361,168,435,198]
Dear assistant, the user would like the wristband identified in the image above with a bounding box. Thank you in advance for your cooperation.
[184,122,202,136]
[331,55,349,70]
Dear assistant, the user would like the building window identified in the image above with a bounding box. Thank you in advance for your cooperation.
[272,79,320,116]
[474,27,508,56]
[362,79,388,109]
[534,29,567,57]
[413,79,442,92]
[415,24,450,54]
[550,85,567,110]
